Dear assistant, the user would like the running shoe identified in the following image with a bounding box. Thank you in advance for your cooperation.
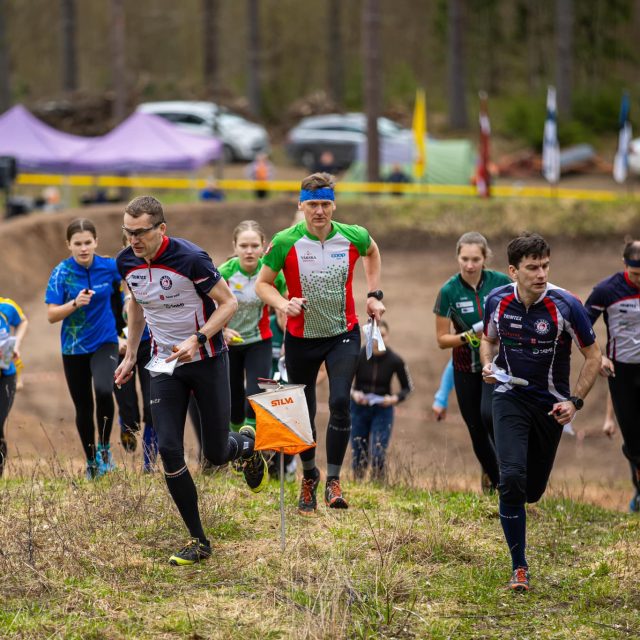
[325,478,349,509]
[298,471,320,516]
[238,426,268,493]
[0,438,6,477]
[508,567,530,592]
[169,539,212,566]
[96,444,116,476]
[629,492,640,513]
[142,424,158,473]
[85,458,99,480]
[481,471,495,495]
[120,426,137,453]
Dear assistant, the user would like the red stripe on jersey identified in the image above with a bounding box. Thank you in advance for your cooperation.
[152,236,170,261]
[624,271,640,290]
[345,243,360,331]
[542,297,558,330]
[258,304,272,339]
[124,264,149,279]
[497,293,516,322]
[283,246,304,337]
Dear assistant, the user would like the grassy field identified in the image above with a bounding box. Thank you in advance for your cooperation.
[1,462,638,639]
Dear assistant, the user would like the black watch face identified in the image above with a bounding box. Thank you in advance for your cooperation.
[197,333,207,344]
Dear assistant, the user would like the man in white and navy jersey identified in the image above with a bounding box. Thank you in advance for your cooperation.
[584,239,640,512]
[114,195,268,567]
[479,232,601,592]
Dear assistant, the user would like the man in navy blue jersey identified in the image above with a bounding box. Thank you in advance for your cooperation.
[584,239,640,512]
[479,232,601,592]
[114,195,268,566]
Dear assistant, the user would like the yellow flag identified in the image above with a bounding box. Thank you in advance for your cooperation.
[412,88,427,179]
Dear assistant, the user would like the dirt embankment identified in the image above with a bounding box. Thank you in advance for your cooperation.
[0,201,635,510]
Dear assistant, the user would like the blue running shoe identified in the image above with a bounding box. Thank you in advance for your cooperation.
[96,444,116,476]
[629,492,640,513]
[143,424,158,473]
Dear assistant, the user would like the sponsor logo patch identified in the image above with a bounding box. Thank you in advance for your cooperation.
[534,319,551,335]
[160,275,173,290]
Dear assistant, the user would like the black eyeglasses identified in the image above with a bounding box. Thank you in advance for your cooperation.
[121,222,162,238]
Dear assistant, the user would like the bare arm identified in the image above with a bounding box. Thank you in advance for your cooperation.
[549,341,602,425]
[166,278,239,364]
[436,314,469,350]
[602,393,616,437]
[256,264,306,317]
[12,317,28,359]
[47,289,94,324]
[114,295,146,386]
[363,238,385,321]
[480,335,499,383]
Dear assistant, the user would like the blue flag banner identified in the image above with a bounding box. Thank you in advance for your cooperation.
[542,86,560,185]
[613,92,632,184]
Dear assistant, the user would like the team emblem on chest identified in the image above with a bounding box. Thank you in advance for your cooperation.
[160,275,173,290]
[534,318,551,335]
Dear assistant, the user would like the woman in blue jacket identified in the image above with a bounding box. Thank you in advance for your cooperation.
[46,218,122,479]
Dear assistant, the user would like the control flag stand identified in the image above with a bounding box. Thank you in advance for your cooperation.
[248,379,315,551]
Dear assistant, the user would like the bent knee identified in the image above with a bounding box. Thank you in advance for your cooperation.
[498,468,527,505]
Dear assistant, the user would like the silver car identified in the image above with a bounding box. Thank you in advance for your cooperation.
[285,113,411,170]
[136,101,270,163]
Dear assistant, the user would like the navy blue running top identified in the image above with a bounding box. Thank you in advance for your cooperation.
[484,282,596,411]
[584,271,640,364]
[117,236,226,366]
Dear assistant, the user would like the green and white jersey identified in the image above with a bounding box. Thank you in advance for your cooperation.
[219,257,287,345]
[263,220,371,338]
[433,269,511,373]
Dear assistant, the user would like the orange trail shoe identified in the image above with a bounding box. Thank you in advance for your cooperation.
[325,478,348,509]
[298,472,320,516]
[508,567,530,592]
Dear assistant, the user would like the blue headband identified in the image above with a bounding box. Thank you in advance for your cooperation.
[625,258,640,268]
[300,188,335,202]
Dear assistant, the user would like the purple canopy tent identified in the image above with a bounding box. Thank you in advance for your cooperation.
[68,112,222,173]
[0,105,90,172]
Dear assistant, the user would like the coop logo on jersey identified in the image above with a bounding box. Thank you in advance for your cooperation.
[534,319,551,335]
[160,275,173,290]
[330,252,346,259]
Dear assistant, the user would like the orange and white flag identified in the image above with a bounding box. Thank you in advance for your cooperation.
[248,384,315,455]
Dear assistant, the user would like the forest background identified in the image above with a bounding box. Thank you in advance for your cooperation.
[1,0,638,154]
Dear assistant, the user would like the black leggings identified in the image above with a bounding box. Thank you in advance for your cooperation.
[150,353,248,473]
[228,338,272,425]
[608,361,640,491]
[453,369,499,487]
[0,374,17,443]
[114,339,152,431]
[285,326,361,466]
[493,392,563,506]
[62,343,119,460]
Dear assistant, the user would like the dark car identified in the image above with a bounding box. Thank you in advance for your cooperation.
[285,113,411,170]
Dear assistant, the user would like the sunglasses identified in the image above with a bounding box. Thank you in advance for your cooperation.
[121,222,162,238]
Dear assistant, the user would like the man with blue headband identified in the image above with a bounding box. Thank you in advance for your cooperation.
[256,172,385,515]
[584,239,640,512]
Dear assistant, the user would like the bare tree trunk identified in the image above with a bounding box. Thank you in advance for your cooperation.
[363,0,381,183]
[60,0,77,92]
[327,0,344,108]
[555,0,573,116]
[110,0,127,124]
[447,0,468,129]
[0,0,10,111]
[247,0,261,117]
[202,0,220,98]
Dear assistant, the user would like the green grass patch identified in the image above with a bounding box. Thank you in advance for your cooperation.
[0,469,638,638]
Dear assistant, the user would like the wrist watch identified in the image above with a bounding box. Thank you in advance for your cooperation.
[569,396,584,410]
[195,331,208,345]
[367,290,384,301]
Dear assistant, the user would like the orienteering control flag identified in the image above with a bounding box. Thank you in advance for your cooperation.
[613,91,632,184]
[542,86,560,185]
[249,384,315,455]
[412,88,427,179]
